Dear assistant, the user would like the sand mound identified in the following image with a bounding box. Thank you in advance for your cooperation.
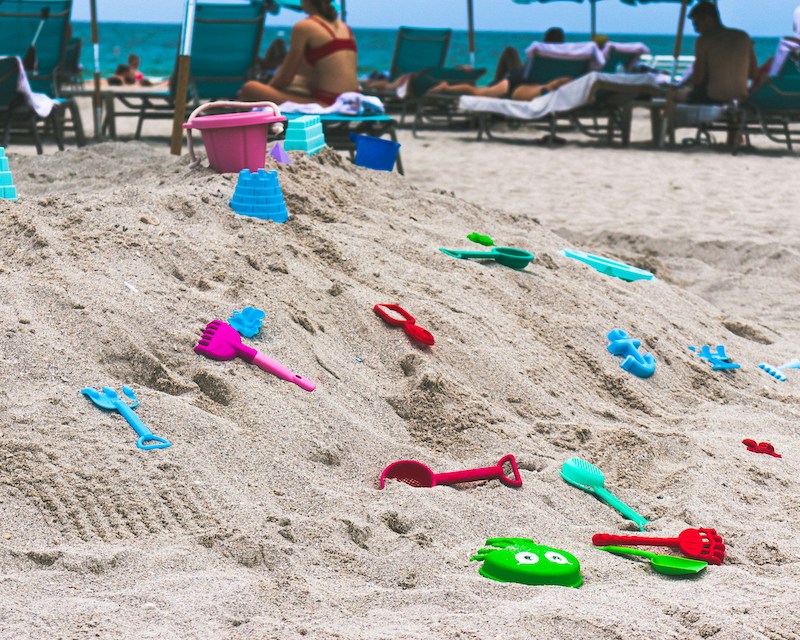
[1,142,798,639]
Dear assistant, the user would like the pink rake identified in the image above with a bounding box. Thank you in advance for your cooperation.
[194,320,316,392]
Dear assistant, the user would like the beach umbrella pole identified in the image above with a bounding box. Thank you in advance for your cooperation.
[170,0,197,156]
[661,0,688,147]
[89,0,101,139]
[591,0,597,39]
[467,0,476,67]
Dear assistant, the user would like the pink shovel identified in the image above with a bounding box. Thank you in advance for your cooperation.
[194,320,316,391]
[379,454,522,489]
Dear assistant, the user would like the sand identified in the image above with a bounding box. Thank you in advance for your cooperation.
[1,106,799,640]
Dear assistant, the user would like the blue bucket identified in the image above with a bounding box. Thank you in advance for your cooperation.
[350,133,401,172]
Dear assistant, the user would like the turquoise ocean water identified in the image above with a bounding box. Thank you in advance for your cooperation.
[71,22,780,82]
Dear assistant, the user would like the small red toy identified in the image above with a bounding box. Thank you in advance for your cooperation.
[373,303,435,346]
[592,528,725,565]
[742,439,782,458]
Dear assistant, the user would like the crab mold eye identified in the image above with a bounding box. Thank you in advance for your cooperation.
[514,551,540,565]
[544,551,571,565]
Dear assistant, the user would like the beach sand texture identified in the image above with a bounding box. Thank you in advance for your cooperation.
[1,140,799,639]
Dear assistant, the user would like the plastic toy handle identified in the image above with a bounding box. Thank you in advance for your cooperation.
[592,533,677,547]
[137,435,172,450]
[593,487,649,531]
[596,545,656,560]
[433,454,522,488]
[439,248,498,260]
[373,303,414,326]
[252,352,316,392]
[184,100,284,167]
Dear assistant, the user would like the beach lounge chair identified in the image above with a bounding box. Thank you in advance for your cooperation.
[56,36,83,92]
[0,0,72,95]
[100,0,268,138]
[740,48,800,151]
[458,70,664,146]
[363,26,454,120]
[601,42,650,73]
[0,55,85,153]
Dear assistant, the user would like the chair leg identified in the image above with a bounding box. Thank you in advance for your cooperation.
[29,114,43,155]
[389,128,404,176]
[51,108,65,151]
[68,100,86,147]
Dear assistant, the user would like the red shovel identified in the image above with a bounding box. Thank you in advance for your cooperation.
[373,303,435,346]
[592,528,725,565]
[379,454,522,489]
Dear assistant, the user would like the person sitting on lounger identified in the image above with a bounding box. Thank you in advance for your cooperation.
[678,1,757,104]
[753,5,800,90]
[238,0,358,106]
[426,26,573,101]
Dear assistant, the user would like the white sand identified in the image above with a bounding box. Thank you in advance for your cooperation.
[1,105,799,639]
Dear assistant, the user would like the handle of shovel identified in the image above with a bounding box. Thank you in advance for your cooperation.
[593,533,675,547]
[594,487,649,531]
[434,454,522,488]
[137,434,172,450]
[596,545,656,560]
[252,352,316,392]
[439,248,497,260]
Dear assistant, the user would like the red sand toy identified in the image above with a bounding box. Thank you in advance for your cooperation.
[742,439,782,458]
[379,454,522,489]
[373,303,434,346]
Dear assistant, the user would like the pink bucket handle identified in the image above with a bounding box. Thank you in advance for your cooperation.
[185,100,284,168]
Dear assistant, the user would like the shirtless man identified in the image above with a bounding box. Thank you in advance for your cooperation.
[684,1,757,104]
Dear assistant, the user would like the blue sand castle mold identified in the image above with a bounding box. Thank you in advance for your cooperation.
[228,306,266,338]
[688,345,741,371]
[561,248,653,282]
[283,115,325,156]
[230,168,288,223]
[0,147,17,201]
[270,141,292,164]
[607,328,656,378]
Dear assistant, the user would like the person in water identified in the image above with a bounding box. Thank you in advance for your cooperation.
[238,0,358,106]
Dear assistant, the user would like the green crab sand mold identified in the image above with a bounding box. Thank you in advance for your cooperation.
[471,538,582,587]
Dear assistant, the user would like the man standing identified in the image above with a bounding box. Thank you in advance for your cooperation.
[685,1,758,104]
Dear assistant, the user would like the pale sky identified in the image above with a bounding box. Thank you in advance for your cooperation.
[71,0,799,37]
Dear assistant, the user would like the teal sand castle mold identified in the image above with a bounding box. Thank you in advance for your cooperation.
[283,115,325,155]
[0,147,17,201]
[230,168,288,223]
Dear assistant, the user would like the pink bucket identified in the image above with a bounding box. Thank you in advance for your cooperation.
[183,101,286,173]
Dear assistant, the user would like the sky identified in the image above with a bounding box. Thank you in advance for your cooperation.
[71,0,799,37]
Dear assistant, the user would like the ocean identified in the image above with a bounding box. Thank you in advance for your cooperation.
[70,22,780,81]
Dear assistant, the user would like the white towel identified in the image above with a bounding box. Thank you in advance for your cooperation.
[0,56,56,118]
[523,42,606,70]
[769,38,800,77]
[278,92,385,116]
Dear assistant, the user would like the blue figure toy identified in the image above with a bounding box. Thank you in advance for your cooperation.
[688,345,741,371]
[607,329,656,378]
[228,306,266,338]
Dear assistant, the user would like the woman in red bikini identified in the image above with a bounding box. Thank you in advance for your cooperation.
[239,0,358,106]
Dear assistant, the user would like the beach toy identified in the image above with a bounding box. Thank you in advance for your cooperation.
[183,100,286,173]
[606,328,656,378]
[561,457,648,531]
[742,439,782,459]
[561,248,654,282]
[688,345,741,371]
[597,546,707,576]
[593,528,725,565]
[269,141,291,164]
[467,232,495,246]
[379,454,522,489]
[373,303,434,346]
[81,386,171,451]
[350,133,401,171]
[471,538,582,587]
[438,247,534,270]
[230,168,288,222]
[227,306,266,338]
[284,115,325,155]
[758,359,800,382]
[194,320,315,392]
[0,147,17,200]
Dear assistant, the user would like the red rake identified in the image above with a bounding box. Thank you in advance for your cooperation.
[592,528,725,565]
